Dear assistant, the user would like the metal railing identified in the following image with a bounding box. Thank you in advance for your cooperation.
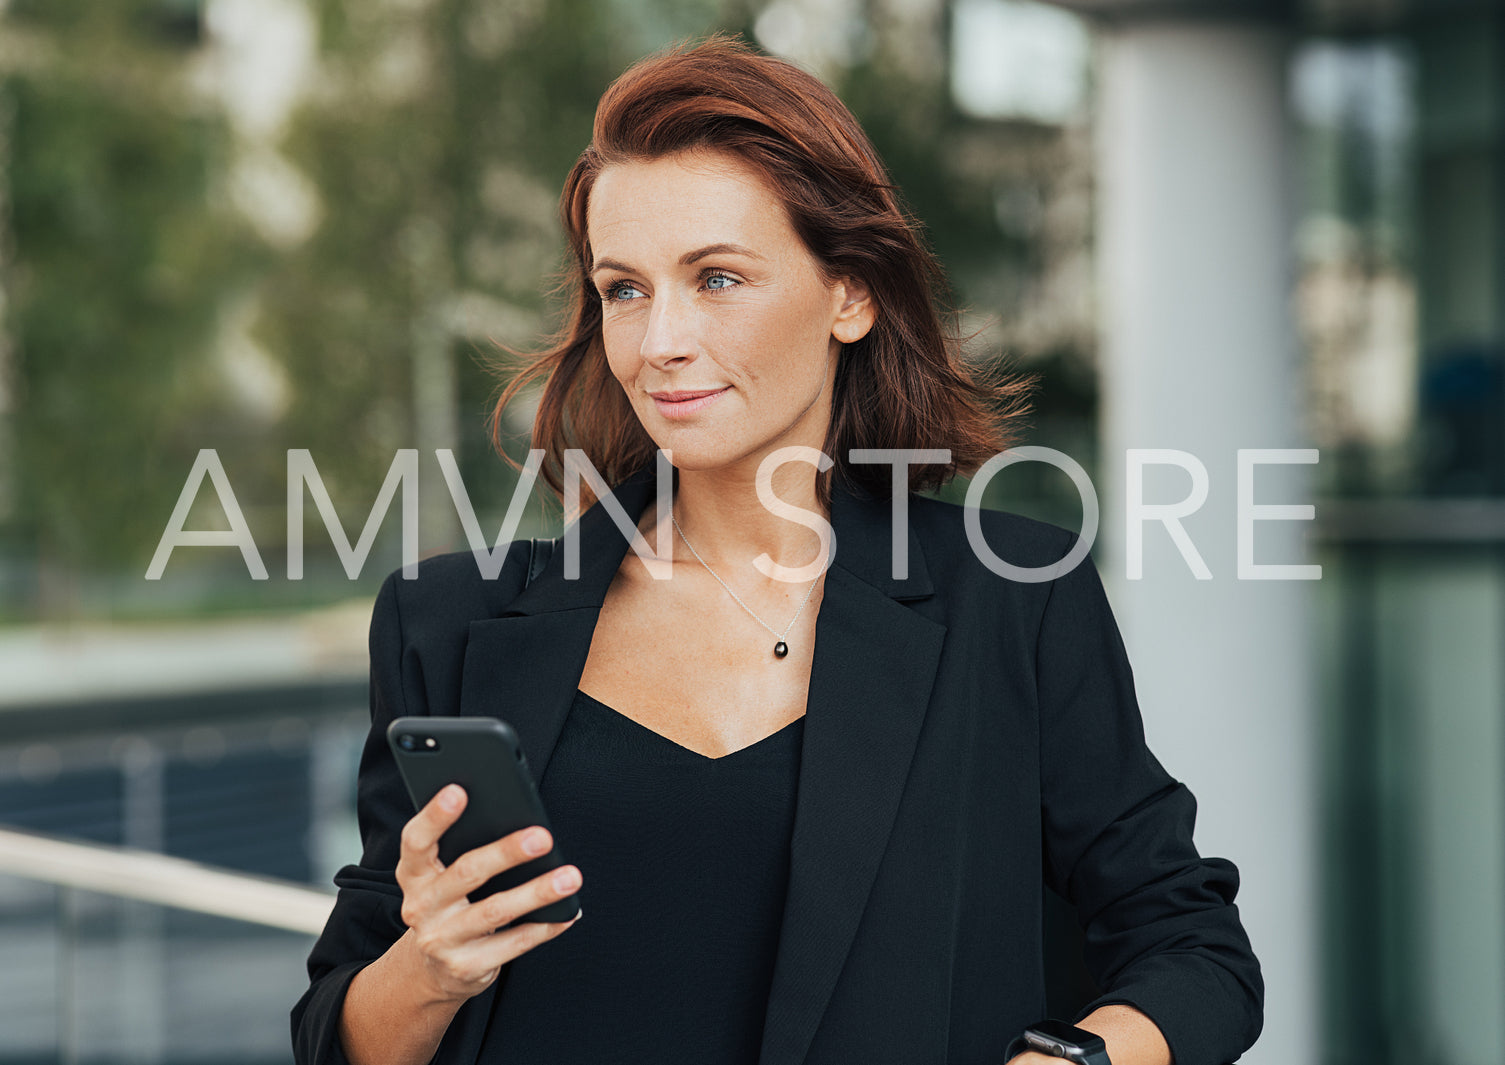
[0,825,335,934]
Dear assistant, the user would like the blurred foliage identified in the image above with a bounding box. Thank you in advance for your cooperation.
[5,0,268,595]
[0,0,1096,619]
[260,0,626,520]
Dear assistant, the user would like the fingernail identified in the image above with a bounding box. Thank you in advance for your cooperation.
[439,785,462,811]
[522,828,550,855]
[553,866,581,893]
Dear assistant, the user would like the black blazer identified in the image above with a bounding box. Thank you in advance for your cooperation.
[292,463,1262,1065]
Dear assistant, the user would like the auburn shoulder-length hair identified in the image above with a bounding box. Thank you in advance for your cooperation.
[490,32,1031,510]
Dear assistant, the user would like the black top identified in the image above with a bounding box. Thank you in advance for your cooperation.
[480,687,805,1064]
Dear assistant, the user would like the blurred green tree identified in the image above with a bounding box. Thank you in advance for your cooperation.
[260,0,669,549]
[4,0,267,607]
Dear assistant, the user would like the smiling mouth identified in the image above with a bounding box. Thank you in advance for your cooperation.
[649,387,729,417]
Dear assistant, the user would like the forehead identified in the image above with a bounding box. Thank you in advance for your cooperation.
[586,150,795,259]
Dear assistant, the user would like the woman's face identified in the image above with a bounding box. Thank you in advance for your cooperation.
[586,149,873,480]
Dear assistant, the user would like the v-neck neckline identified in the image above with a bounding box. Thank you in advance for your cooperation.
[573,687,805,763]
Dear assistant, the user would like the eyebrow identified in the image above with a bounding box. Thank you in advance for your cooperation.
[590,242,766,276]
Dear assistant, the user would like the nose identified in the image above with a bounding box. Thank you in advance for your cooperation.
[638,288,698,371]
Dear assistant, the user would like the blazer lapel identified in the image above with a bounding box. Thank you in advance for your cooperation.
[454,462,948,1065]
[757,483,947,1065]
[456,464,660,781]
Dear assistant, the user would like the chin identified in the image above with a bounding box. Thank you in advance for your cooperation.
[653,449,731,473]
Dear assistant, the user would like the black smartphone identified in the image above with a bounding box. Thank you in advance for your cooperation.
[386,716,580,923]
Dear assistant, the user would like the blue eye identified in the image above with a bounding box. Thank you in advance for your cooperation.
[600,280,643,303]
[705,273,736,290]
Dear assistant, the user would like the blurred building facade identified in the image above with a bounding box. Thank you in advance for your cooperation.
[1053,1,1505,1063]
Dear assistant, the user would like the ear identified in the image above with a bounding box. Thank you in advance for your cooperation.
[831,276,876,345]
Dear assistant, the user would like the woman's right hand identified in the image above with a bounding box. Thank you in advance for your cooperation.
[395,782,582,1004]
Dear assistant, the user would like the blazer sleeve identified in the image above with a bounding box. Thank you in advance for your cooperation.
[1033,545,1264,1065]
[289,568,423,1065]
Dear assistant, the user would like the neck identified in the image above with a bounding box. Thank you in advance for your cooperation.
[658,463,829,577]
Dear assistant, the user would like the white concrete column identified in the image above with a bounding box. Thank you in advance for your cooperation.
[1094,20,1317,1065]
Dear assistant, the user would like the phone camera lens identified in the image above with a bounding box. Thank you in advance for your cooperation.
[398,734,418,752]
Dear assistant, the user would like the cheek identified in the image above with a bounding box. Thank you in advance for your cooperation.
[600,323,640,384]
[743,295,833,376]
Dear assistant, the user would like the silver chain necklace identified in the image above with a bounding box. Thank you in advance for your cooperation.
[671,512,823,660]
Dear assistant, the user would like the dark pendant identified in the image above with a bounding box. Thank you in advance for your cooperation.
[774,641,789,659]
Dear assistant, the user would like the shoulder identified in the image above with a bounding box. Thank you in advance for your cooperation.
[906,492,1084,581]
[364,543,537,720]
[371,542,533,647]
[900,493,1113,657]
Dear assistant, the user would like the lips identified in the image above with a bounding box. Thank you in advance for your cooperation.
[649,386,729,418]
[650,389,726,401]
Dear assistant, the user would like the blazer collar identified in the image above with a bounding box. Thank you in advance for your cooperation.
[456,459,947,1065]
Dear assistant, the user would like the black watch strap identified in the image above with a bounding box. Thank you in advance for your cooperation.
[1005,1020,1112,1065]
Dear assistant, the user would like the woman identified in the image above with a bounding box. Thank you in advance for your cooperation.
[292,33,1262,1065]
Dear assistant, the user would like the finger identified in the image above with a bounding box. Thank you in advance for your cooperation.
[456,864,582,941]
[468,909,583,969]
[440,824,555,899]
[397,784,468,879]
[433,913,580,993]
[405,821,554,928]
